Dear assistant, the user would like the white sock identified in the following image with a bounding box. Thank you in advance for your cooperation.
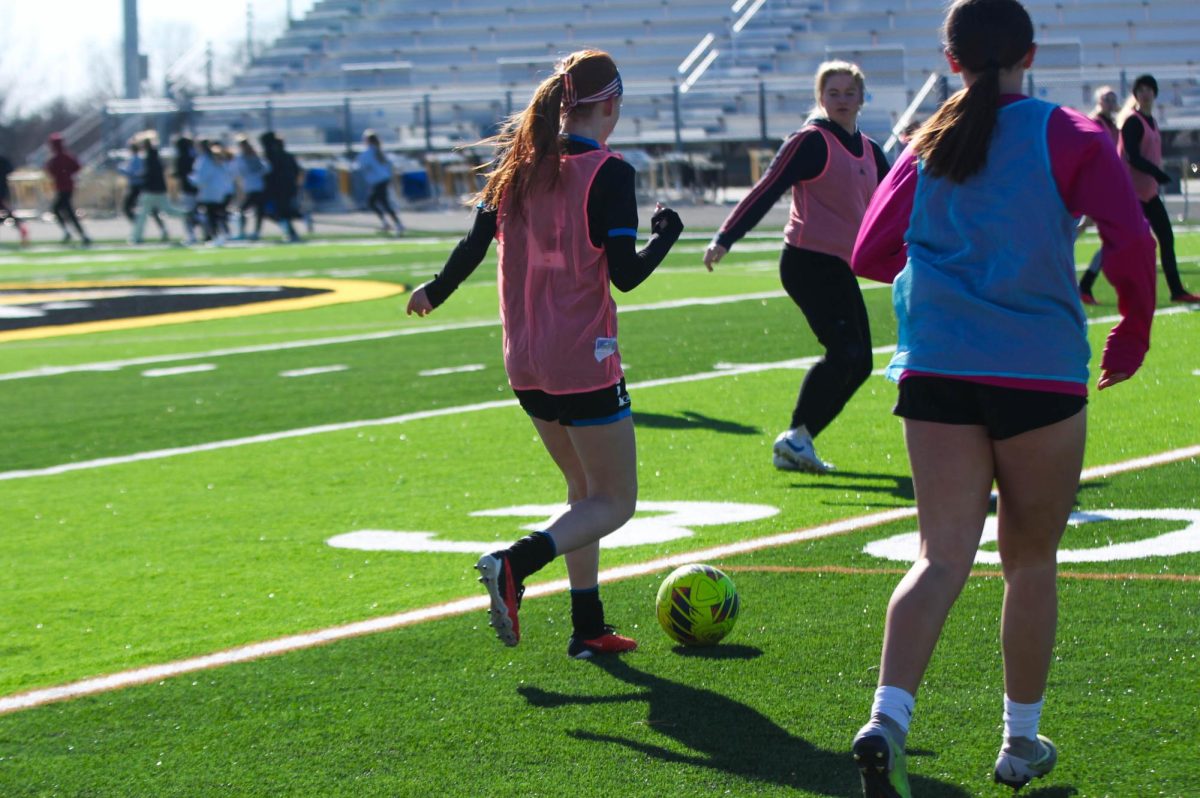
[871,685,915,735]
[789,425,812,443]
[1003,695,1044,741]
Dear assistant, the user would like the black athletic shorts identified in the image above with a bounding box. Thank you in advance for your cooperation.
[515,378,632,427]
[894,375,1086,440]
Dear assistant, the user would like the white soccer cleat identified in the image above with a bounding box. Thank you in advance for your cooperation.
[772,429,833,473]
[994,734,1057,789]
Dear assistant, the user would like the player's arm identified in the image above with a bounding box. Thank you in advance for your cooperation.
[410,205,497,314]
[851,146,917,283]
[595,159,682,292]
[1120,116,1171,184]
[1053,107,1156,380]
[712,129,826,251]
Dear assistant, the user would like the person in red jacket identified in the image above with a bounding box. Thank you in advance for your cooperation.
[43,133,91,246]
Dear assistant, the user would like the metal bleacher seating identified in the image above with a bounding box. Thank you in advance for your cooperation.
[120,0,1197,171]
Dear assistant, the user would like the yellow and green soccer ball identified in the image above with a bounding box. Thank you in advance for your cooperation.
[655,563,740,646]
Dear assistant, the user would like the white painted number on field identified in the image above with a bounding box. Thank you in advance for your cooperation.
[864,508,1200,564]
[325,500,780,552]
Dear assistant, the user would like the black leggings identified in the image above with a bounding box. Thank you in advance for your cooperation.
[51,191,87,237]
[779,245,873,436]
[1141,195,1186,297]
[367,179,400,226]
[240,191,265,235]
[202,202,227,240]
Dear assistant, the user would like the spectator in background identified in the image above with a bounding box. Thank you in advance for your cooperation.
[191,139,229,246]
[356,130,405,235]
[260,131,302,243]
[121,135,167,242]
[173,135,200,245]
[0,153,31,244]
[129,133,186,245]
[44,133,91,246]
[233,135,267,241]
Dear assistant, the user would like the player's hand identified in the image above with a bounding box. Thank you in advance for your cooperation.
[650,202,683,240]
[703,242,728,272]
[1097,369,1129,390]
[406,285,434,317]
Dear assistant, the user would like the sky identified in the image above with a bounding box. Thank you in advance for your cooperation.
[0,0,317,117]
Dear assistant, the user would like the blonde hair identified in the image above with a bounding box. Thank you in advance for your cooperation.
[814,60,866,105]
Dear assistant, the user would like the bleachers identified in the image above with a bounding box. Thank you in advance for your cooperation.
[175,0,1200,157]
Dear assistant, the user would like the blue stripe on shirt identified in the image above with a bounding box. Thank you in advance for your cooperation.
[608,227,637,238]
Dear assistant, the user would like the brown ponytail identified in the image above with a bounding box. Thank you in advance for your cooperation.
[473,50,619,212]
[913,0,1034,183]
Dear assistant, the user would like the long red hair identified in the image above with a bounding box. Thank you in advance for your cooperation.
[473,50,620,212]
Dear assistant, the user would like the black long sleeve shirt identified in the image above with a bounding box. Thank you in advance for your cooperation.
[423,136,676,308]
[715,118,890,251]
[1121,111,1171,185]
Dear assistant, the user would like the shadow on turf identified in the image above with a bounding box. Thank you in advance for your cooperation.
[634,410,760,435]
[784,470,917,503]
[518,655,972,797]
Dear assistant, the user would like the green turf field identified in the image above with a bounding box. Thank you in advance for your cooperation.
[0,229,1197,797]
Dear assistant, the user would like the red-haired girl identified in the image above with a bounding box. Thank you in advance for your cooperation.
[407,50,683,659]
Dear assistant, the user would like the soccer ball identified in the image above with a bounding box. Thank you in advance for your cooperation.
[655,563,740,646]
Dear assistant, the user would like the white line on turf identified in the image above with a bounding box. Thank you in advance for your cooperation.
[279,365,349,378]
[419,364,485,376]
[3,443,1198,716]
[1,297,1194,482]
[1,291,1188,385]
[0,349,895,482]
[142,364,217,378]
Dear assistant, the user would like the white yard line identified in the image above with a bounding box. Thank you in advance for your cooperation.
[0,287,1187,384]
[0,292,795,382]
[142,364,217,378]
[0,354,850,482]
[3,442,1198,716]
[1,301,1194,481]
[419,364,486,376]
[280,365,349,378]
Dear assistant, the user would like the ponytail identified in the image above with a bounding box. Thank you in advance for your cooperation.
[915,0,1034,183]
[914,64,1002,182]
[473,49,619,211]
[474,72,566,211]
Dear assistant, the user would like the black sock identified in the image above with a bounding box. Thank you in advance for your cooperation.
[505,531,555,583]
[570,587,605,639]
[1079,269,1098,294]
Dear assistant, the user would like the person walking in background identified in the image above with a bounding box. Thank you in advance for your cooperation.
[44,133,91,246]
[233,135,267,241]
[1077,85,1121,304]
[405,49,683,659]
[703,60,889,474]
[216,142,237,239]
[849,0,1156,795]
[121,135,168,242]
[1118,73,1199,303]
[0,153,30,245]
[173,135,199,245]
[356,130,405,235]
[260,131,302,243]
[129,133,185,245]
[190,139,228,246]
